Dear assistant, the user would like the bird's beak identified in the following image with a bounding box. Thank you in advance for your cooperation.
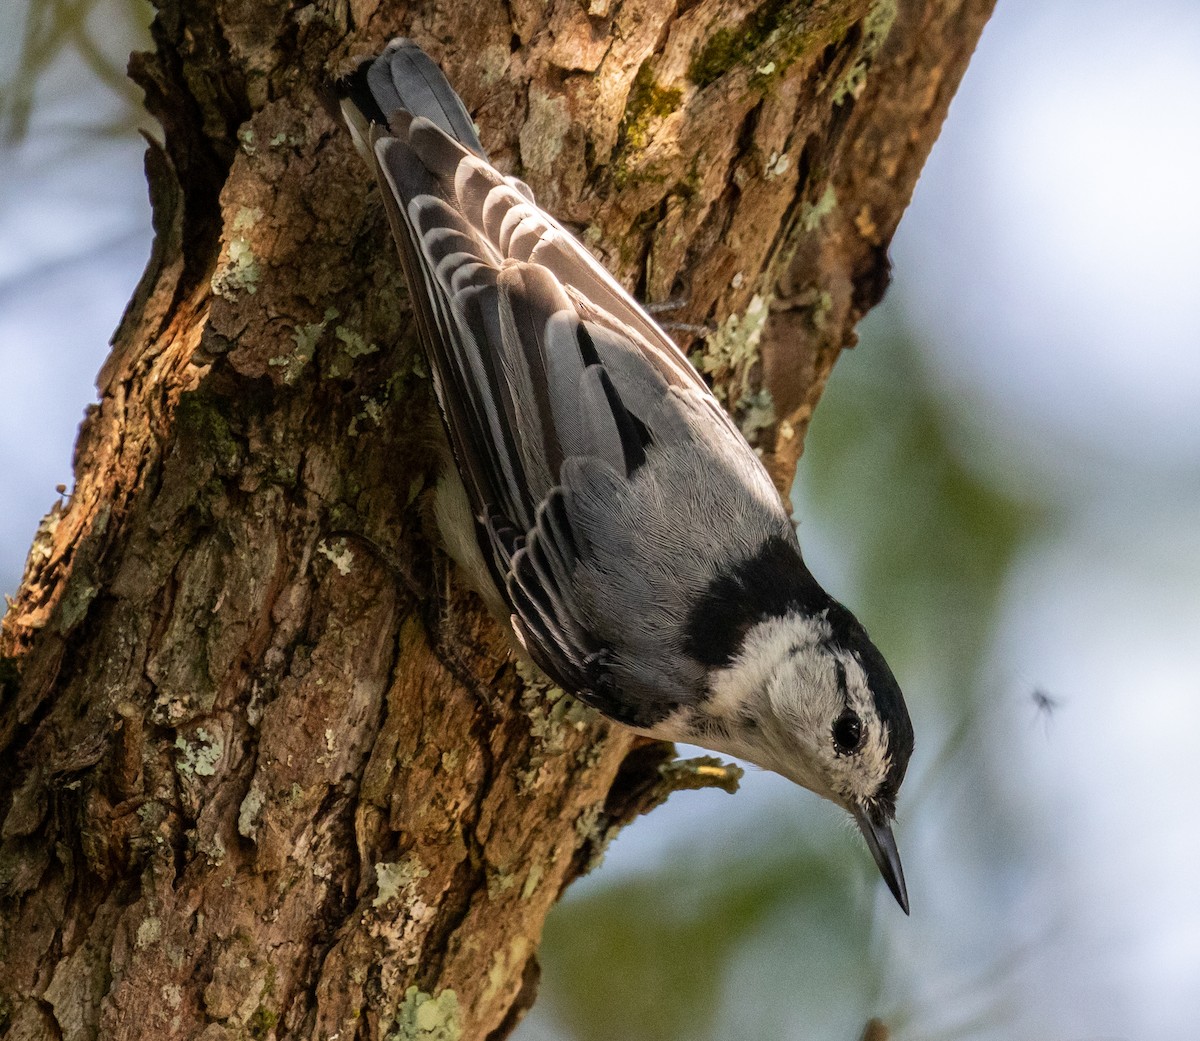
[853,805,910,915]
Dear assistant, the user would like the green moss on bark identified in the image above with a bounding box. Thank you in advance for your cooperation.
[688,0,856,89]
[612,61,683,189]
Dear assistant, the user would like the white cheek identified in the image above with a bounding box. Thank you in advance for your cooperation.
[825,729,890,801]
[705,613,829,722]
[767,656,841,737]
[841,663,892,793]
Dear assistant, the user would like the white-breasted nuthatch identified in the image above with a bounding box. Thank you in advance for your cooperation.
[337,40,914,912]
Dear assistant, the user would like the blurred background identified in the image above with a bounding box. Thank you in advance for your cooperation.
[3,1,1198,1038]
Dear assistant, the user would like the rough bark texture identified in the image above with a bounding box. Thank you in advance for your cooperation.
[0,1,994,1038]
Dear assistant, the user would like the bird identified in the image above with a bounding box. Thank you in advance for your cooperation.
[336,39,915,913]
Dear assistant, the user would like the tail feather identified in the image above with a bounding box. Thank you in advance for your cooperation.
[340,38,485,158]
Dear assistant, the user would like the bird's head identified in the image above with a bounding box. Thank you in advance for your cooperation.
[687,605,915,912]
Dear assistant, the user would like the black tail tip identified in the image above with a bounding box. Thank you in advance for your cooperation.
[334,53,388,127]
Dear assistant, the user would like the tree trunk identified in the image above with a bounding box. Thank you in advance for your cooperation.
[0,1,993,1038]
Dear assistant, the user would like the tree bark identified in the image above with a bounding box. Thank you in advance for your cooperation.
[0,1,994,1038]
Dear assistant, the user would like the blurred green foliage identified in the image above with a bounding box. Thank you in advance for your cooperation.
[800,313,1045,698]
[526,309,1047,1040]
[537,836,876,1041]
[1,0,152,142]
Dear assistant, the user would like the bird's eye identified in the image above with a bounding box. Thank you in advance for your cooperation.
[832,709,863,753]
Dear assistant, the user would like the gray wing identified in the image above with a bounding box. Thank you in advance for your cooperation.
[347,45,790,723]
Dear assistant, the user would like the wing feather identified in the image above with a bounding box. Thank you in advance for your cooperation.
[342,44,786,721]
[367,41,484,155]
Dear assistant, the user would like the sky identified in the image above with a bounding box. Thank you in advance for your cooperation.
[892,8,1200,1031]
[2,2,1199,1039]
[0,0,152,593]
